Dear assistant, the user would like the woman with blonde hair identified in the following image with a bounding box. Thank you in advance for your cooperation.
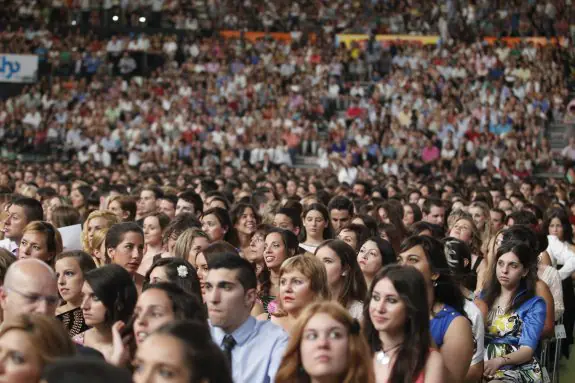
[469,201,493,255]
[91,228,110,267]
[0,313,76,382]
[173,228,210,267]
[18,221,63,265]
[20,184,39,200]
[257,255,331,332]
[275,301,375,383]
[82,210,120,255]
[448,213,485,294]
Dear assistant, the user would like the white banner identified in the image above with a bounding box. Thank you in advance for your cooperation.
[0,54,38,83]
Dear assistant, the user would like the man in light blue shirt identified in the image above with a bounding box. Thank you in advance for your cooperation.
[206,253,288,383]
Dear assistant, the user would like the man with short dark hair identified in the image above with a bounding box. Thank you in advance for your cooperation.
[158,194,178,220]
[327,196,353,233]
[489,188,503,207]
[519,180,533,202]
[136,187,163,221]
[490,208,506,232]
[206,253,287,383]
[352,180,370,199]
[0,198,44,255]
[176,190,203,217]
[422,198,445,227]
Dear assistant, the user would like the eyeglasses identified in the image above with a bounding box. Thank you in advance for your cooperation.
[5,287,59,306]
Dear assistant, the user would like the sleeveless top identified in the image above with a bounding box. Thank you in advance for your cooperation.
[430,304,461,348]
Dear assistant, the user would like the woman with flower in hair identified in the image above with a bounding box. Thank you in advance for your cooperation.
[275,301,375,383]
[143,257,201,299]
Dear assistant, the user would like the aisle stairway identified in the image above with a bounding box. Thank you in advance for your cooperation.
[533,122,575,179]
[294,155,321,169]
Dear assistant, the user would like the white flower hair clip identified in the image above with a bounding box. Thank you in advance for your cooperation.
[177,265,189,278]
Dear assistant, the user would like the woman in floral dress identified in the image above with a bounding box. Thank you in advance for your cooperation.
[479,240,546,382]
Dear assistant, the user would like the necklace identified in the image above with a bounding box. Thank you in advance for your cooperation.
[375,344,401,365]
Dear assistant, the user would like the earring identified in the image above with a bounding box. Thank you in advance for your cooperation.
[433,281,438,287]
[341,271,347,276]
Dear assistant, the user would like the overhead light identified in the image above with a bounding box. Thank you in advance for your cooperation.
[112,15,119,22]
[71,20,77,26]
[139,16,146,23]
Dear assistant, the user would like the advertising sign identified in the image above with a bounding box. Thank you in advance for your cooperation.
[0,54,38,83]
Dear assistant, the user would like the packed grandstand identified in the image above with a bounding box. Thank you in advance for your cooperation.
[0,1,575,382]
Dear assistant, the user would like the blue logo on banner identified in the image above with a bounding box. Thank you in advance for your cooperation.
[0,56,22,79]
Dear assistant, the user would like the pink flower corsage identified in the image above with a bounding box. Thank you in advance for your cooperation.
[267,299,278,314]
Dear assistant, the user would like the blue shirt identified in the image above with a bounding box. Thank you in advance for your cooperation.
[210,316,288,383]
[485,291,546,351]
[430,304,461,348]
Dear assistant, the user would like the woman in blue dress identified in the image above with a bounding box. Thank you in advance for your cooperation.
[397,235,474,382]
[478,240,545,382]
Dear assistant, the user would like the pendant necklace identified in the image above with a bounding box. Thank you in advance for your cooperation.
[375,344,401,365]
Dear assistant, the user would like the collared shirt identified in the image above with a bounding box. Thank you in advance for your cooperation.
[210,316,288,383]
[0,238,18,256]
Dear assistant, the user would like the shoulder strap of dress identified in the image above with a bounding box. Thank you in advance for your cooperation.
[471,255,483,272]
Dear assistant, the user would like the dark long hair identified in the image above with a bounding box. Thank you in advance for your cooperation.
[375,200,408,239]
[141,283,207,325]
[154,321,233,383]
[143,258,201,298]
[105,222,143,251]
[364,236,397,266]
[84,264,138,326]
[258,228,299,297]
[399,236,467,318]
[315,240,367,308]
[363,265,430,383]
[230,203,261,229]
[299,203,335,242]
[543,207,573,244]
[442,237,473,291]
[201,207,239,247]
[482,240,537,314]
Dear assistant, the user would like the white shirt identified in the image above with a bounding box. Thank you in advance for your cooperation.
[465,300,484,366]
[0,238,18,255]
[546,235,575,280]
[337,166,358,185]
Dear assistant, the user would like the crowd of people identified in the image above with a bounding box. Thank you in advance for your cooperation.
[2,0,574,38]
[1,25,574,176]
[0,1,574,382]
[0,166,574,382]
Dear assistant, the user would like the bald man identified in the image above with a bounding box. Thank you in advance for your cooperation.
[0,258,59,323]
[0,259,104,358]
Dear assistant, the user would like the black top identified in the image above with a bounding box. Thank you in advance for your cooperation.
[57,307,90,338]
